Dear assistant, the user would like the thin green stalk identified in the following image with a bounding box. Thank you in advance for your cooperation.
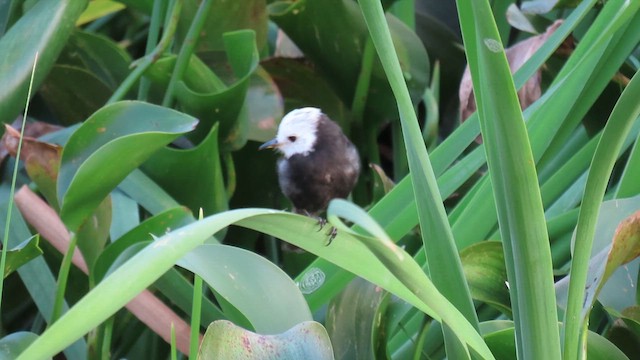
[162,0,214,107]
[137,0,166,101]
[171,323,177,360]
[562,66,640,360]
[51,233,78,323]
[351,36,375,128]
[189,275,203,359]
[108,0,183,104]
[101,317,114,360]
[0,51,38,313]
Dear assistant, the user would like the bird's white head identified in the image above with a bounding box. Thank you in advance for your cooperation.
[270,107,322,158]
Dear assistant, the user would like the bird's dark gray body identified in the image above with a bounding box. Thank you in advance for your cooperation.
[261,108,360,216]
[277,115,360,214]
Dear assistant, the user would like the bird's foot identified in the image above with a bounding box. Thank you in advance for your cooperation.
[313,216,337,246]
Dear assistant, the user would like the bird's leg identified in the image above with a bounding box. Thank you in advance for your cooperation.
[301,210,337,246]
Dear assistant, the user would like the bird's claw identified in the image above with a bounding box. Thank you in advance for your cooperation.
[314,217,337,245]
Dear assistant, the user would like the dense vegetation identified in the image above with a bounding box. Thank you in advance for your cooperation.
[1,0,639,359]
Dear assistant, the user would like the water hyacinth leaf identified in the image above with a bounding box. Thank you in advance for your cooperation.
[198,320,333,360]
[144,54,225,93]
[0,0,88,125]
[178,244,312,334]
[270,0,429,121]
[483,326,629,359]
[4,235,42,279]
[326,277,390,359]
[39,65,112,125]
[460,241,511,315]
[141,123,227,217]
[174,30,259,150]
[176,0,268,53]
[57,101,198,231]
[57,30,132,90]
[0,332,40,359]
[245,66,283,143]
[76,1,125,26]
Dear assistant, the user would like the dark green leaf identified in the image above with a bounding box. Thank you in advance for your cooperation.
[4,235,42,278]
[57,101,198,230]
[0,0,88,125]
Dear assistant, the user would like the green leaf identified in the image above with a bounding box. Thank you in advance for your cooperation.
[326,277,390,359]
[483,324,629,360]
[270,0,429,121]
[198,320,334,360]
[39,65,112,125]
[58,30,132,90]
[178,244,312,334]
[57,101,198,230]
[173,30,259,150]
[0,332,41,360]
[141,123,227,217]
[177,0,268,53]
[0,0,88,125]
[76,0,125,26]
[4,235,42,278]
[460,241,510,316]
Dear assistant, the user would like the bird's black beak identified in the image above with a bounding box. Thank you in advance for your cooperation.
[259,138,278,150]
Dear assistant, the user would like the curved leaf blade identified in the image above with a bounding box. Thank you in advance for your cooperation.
[57,101,198,230]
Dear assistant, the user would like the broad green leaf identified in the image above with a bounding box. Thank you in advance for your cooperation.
[57,30,132,90]
[39,65,112,125]
[0,332,41,359]
[460,241,510,315]
[326,277,390,359]
[4,235,42,278]
[245,66,283,143]
[76,0,125,26]
[178,244,312,334]
[198,320,333,360]
[177,0,268,53]
[57,101,198,230]
[0,0,88,125]
[141,123,227,217]
[174,30,259,150]
[270,0,429,121]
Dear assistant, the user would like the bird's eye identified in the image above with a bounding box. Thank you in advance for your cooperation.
[288,136,297,142]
